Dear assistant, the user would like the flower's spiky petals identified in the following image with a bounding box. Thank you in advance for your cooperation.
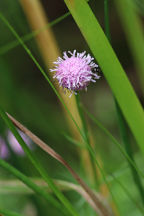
[50,50,100,95]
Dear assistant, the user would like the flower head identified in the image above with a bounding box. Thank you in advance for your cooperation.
[50,50,100,95]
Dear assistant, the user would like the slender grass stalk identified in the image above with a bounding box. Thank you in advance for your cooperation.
[104,0,144,205]
[63,0,144,154]
[75,94,99,188]
[0,12,70,55]
[0,159,65,213]
[0,106,79,216]
[114,0,144,93]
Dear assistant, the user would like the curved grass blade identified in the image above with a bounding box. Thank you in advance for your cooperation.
[7,112,111,216]
[0,107,78,216]
[0,159,64,213]
[63,0,144,154]
[0,178,107,214]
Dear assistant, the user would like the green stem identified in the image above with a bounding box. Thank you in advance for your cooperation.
[75,96,119,211]
[0,106,79,216]
[75,94,99,189]
[104,0,144,205]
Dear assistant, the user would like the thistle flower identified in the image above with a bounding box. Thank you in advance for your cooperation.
[50,50,100,96]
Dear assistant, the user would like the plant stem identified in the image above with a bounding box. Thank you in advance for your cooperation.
[75,94,99,189]
[104,0,144,206]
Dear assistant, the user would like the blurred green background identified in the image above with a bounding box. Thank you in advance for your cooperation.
[0,0,144,215]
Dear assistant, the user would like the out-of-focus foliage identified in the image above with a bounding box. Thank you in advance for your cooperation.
[0,0,144,215]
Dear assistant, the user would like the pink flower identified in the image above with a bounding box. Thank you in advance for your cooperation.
[0,137,9,159]
[50,50,100,96]
[7,130,33,156]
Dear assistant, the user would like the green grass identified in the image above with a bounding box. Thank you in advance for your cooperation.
[0,0,144,215]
